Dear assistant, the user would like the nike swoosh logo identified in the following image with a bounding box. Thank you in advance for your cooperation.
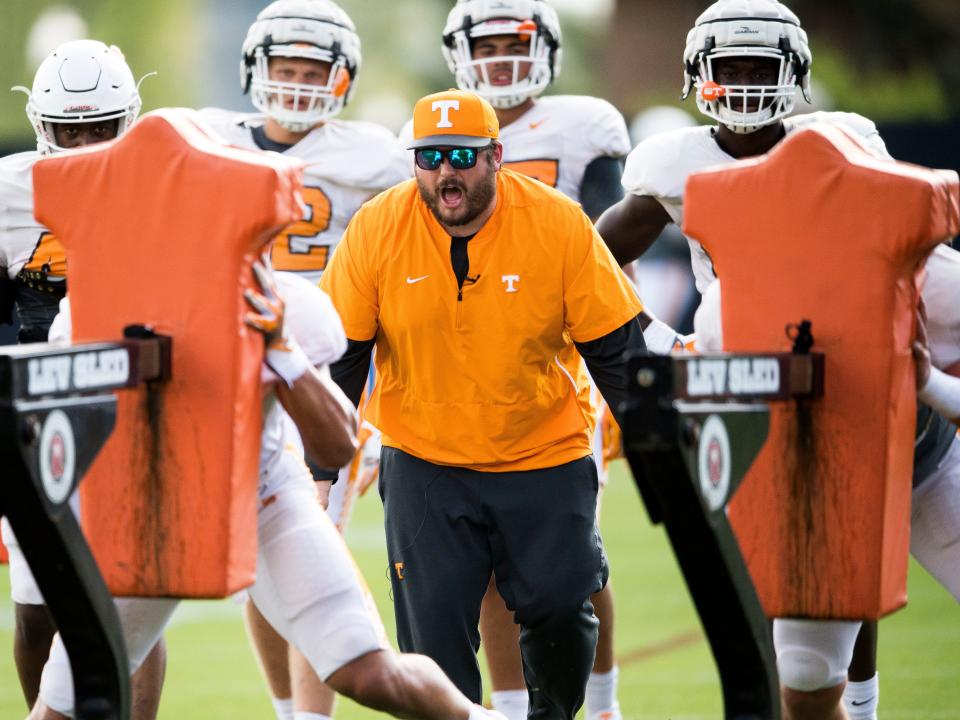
[851,699,874,707]
[406,275,429,284]
[529,120,546,130]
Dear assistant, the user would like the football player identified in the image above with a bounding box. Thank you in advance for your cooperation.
[692,243,960,719]
[27,264,506,720]
[398,3,632,718]
[0,39,166,719]
[595,1,948,718]
[196,2,411,719]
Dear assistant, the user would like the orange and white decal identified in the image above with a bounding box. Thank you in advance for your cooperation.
[699,81,726,102]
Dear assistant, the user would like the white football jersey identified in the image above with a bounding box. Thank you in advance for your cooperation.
[621,111,892,294]
[924,243,960,374]
[399,95,630,203]
[198,109,411,285]
[0,151,66,286]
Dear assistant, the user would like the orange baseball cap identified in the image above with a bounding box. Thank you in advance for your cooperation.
[407,89,499,149]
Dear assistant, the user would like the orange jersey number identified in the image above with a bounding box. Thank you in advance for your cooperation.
[24,232,67,278]
[505,159,559,188]
[271,186,333,273]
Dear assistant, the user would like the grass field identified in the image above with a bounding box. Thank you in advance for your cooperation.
[2,460,959,718]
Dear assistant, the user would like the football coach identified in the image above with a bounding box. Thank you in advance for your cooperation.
[319,89,646,720]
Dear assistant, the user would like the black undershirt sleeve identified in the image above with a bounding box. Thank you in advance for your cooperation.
[330,337,376,410]
[310,337,376,482]
[0,272,15,325]
[580,155,626,220]
[574,314,647,423]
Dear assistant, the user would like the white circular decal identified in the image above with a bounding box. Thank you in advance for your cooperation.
[698,414,731,512]
[39,410,76,505]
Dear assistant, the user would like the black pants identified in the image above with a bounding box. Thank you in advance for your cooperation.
[379,448,608,719]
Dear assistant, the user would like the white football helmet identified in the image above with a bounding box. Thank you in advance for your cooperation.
[241,0,361,132]
[442,0,562,110]
[681,0,812,134]
[14,39,141,155]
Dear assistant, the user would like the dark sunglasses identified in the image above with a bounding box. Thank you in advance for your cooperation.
[414,146,484,171]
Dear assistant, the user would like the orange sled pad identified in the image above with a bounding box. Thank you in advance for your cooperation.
[33,108,304,597]
[683,124,959,619]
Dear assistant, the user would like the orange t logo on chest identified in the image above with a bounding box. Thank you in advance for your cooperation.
[501,275,520,293]
[394,562,405,580]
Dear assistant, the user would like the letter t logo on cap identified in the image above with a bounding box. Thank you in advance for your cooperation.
[432,100,460,128]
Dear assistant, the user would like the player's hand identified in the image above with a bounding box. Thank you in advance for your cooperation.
[912,297,932,390]
[245,261,312,387]
[244,260,287,350]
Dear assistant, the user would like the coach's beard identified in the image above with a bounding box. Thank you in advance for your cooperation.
[418,163,496,228]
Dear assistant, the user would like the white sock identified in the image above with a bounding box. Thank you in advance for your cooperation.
[843,672,879,720]
[490,689,529,720]
[293,713,331,720]
[585,666,621,719]
[271,697,294,720]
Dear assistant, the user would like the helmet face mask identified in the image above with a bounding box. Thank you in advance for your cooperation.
[701,49,796,133]
[681,0,812,135]
[442,1,562,110]
[16,39,141,155]
[241,0,361,132]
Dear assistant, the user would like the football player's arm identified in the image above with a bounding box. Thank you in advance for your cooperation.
[245,262,358,468]
[693,280,724,352]
[918,367,960,424]
[565,210,650,418]
[306,337,375,483]
[914,297,960,423]
[575,315,647,422]
[276,365,359,469]
[580,156,625,222]
[596,193,672,266]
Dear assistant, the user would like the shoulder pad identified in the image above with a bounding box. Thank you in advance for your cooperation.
[317,120,412,190]
[622,126,712,198]
[786,111,890,159]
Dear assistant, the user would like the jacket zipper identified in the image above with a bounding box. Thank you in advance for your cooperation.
[456,288,463,329]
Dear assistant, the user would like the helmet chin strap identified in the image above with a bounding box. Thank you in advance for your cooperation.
[487,93,530,110]
[717,105,776,135]
[276,117,318,133]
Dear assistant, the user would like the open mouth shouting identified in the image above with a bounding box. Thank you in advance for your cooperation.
[440,182,466,211]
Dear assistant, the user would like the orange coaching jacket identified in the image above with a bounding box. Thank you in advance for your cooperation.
[320,167,642,471]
